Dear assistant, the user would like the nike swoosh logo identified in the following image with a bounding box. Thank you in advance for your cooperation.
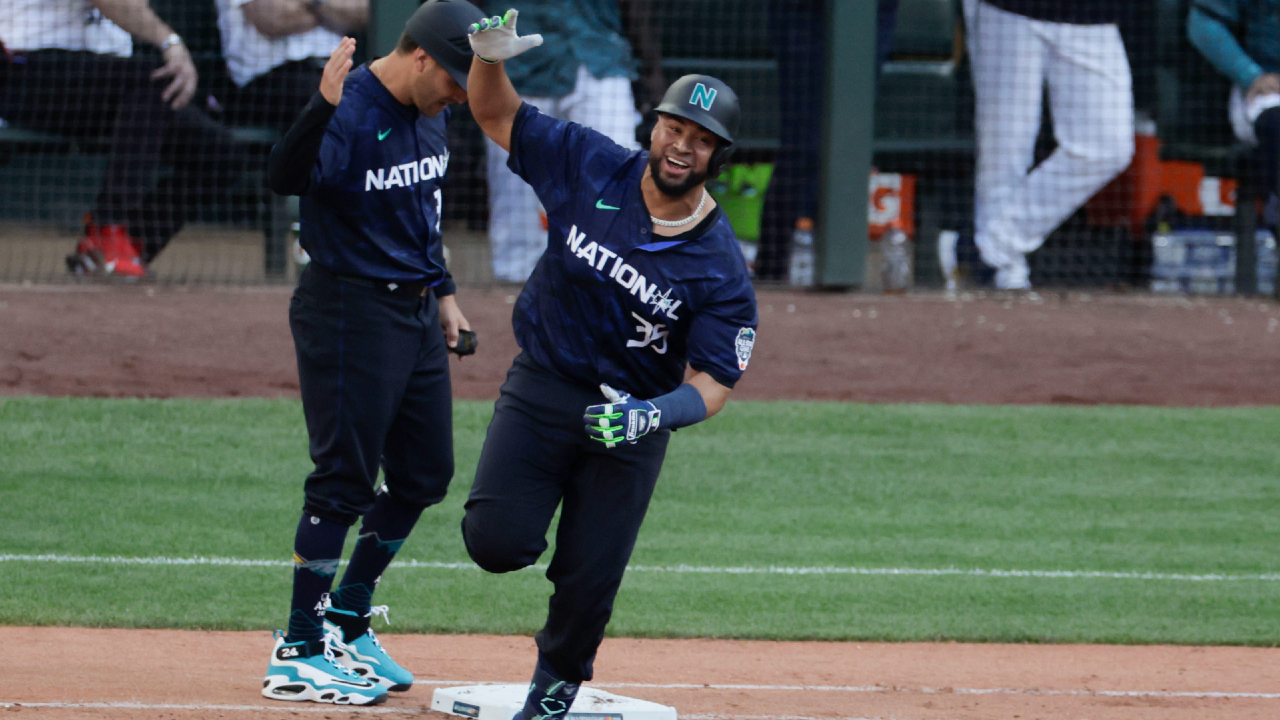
[377,128,391,141]
[596,199,621,210]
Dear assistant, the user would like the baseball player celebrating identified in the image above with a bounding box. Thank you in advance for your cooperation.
[260,0,484,706]
[462,12,759,720]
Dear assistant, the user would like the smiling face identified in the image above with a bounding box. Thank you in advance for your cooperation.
[408,50,467,116]
[647,113,719,197]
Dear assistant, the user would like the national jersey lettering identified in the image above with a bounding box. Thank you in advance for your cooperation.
[364,152,451,191]
[565,225,682,321]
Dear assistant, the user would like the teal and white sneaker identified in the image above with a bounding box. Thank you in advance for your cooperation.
[262,630,388,705]
[324,604,415,691]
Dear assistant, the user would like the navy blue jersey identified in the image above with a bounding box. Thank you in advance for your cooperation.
[293,66,454,289]
[506,103,759,398]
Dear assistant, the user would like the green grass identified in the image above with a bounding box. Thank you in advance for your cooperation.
[2,397,1278,645]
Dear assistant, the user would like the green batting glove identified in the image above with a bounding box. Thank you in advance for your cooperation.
[583,384,661,449]
[467,9,543,64]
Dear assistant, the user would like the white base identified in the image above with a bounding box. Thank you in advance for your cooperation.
[430,684,677,720]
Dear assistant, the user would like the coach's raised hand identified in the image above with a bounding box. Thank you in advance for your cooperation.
[321,37,357,106]
[467,9,543,63]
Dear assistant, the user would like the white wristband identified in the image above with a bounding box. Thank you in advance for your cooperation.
[158,33,183,52]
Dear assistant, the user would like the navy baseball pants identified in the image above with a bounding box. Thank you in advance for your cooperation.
[462,354,670,683]
[290,263,454,526]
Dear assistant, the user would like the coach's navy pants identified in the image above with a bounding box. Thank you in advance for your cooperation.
[462,354,670,682]
[290,264,454,526]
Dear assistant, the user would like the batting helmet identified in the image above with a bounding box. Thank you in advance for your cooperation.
[404,0,486,90]
[653,74,741,175]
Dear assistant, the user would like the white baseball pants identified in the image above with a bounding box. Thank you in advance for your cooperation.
[964,0,1135,285]
[486,65,639,282]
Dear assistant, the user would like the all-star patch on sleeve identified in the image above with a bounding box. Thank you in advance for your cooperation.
[506,101,633,218]
[686,272,759,389]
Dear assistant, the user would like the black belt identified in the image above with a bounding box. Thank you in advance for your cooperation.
[310,263,430,297]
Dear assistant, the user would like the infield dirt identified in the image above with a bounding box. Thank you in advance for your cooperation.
[4,627,1278,720]
[3,285,1280,405]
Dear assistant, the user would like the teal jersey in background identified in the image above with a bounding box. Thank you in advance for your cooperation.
[484,0,638,98]
[1189,0,1280,89]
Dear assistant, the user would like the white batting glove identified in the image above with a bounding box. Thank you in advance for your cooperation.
[468,9,543,64]
[600,384,627,404]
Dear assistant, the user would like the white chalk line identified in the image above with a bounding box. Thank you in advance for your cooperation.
[0,702,416,713]
[680,712,942,717]
[411,679,1280,700]
[1,553,1277,583]
[7,676,1280,719]
[0,710,890,720]
[0,707,912,720]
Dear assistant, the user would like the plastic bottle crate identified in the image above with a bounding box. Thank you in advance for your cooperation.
[1150,229,1277,294]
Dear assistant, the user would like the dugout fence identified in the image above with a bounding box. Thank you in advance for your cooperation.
[0,0,1274,295]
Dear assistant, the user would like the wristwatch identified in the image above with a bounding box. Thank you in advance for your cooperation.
[158,33,183,52]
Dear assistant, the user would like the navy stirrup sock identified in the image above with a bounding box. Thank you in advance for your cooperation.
[286,512,347,643]
[331,492,425,618]
[518,654,580,720]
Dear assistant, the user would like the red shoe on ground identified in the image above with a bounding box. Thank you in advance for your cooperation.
[67,216,107,276]
[96,224,147,278]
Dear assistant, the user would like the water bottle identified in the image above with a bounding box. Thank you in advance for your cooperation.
[881,226,912,293]
[937,229,959,293]
[788,217,815,287]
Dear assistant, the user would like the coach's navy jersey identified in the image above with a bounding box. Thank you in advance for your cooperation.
[296,66,453,289]
[506,102,759,398]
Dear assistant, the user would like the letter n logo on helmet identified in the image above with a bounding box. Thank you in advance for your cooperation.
[689,83,717,111]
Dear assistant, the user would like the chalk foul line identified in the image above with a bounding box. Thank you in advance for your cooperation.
[0,710,919,720]
[410,679,1280,700]
[6,675,1280,718]
[0,553,1276,583]
[0,707,903,720]
[0,702,417,714]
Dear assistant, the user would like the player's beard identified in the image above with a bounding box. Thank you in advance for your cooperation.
[648,153,708,198]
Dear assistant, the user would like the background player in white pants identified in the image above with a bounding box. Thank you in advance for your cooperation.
[963,0,1135,290]
[482,0,661,282]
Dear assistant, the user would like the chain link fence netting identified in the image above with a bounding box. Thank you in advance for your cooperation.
[0,0,1274,293]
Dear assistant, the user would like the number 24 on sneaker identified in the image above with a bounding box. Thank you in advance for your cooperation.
[262,630,388,705]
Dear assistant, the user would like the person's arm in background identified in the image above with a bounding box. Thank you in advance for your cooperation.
[87,0,197,108]
[242,0,320,37]
[311,0,368,35]
[618,0,664,115]
[242,0,367,39]
[1188,0,1278,100]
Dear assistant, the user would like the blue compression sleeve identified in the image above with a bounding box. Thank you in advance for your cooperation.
[650,383,708,430]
